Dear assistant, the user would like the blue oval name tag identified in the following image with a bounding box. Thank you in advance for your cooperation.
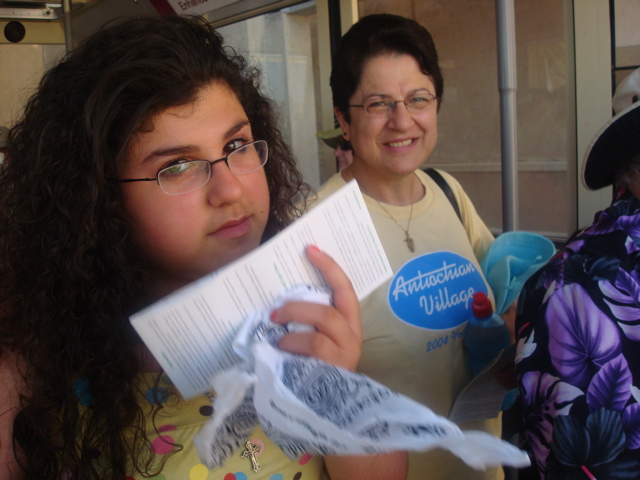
[388,251,487,330]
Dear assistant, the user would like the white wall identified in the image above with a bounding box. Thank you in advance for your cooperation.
[0,44,64,128]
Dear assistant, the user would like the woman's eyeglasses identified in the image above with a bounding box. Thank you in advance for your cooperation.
[349,93,439,117]
[118,140,268,196]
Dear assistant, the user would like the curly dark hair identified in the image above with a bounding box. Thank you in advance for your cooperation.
[330,13,444,123]
[0,15,309,480]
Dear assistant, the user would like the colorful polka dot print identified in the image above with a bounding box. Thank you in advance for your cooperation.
[128,374,324,479]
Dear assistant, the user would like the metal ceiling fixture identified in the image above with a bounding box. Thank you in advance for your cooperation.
[0,0,82,20]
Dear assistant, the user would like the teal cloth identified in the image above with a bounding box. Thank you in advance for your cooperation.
[480,232,556,315]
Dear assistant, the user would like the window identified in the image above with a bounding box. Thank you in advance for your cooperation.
[217,2,329,188]
[611,0,640,87]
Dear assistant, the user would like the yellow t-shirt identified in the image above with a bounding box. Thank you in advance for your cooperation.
[129,373,325,480]
[313,170,503,480]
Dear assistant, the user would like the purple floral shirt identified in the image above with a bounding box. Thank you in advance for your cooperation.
[515,189,640,480]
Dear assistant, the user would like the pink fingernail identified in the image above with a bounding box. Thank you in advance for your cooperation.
[270,309,278,321]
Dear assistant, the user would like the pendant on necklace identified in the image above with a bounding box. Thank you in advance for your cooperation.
[405,232,415,253]
[241,441,261,472]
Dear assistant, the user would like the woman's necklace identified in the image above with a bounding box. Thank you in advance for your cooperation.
[367,179,416,253]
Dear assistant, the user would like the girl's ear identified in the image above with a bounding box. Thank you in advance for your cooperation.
[334,107,350,141]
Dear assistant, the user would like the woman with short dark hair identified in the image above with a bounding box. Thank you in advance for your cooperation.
[314,13,502,480]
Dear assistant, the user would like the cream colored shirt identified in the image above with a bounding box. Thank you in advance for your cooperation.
[313,169,503,480]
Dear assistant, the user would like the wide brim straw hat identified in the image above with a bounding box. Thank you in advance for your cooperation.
[582,68,640,190]
[316,128,342,149]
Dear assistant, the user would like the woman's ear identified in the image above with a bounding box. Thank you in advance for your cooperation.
[334,107,350,141]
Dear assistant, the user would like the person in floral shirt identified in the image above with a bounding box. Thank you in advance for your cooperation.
[515,67,640,480]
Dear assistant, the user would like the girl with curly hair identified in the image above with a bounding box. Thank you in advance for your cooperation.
[0,15,406,480]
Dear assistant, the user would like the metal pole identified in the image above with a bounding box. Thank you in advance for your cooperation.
[327,0,342,55]
[62,0,73,52]
[496,0,518,231]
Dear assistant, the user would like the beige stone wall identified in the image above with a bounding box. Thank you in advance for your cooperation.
[0,43,65,129]
[1,45,41,128]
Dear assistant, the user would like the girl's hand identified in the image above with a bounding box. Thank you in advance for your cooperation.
[270,245,362,371]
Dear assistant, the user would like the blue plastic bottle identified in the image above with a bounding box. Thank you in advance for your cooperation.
[464,291,517,410]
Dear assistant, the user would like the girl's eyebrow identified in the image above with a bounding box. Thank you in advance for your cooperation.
[223,119,251,140]
[141,120,251,163]
[144,145,196,162]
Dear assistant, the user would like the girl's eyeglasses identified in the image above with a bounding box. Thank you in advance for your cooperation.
[118,140,268,196]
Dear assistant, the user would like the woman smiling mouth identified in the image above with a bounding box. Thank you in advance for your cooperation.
[387,139,414,148]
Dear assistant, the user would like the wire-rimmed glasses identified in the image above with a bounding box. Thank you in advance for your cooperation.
[118,140,268,196]
[349,93,439,117]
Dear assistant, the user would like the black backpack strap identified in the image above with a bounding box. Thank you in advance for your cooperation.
[424,168,462,223]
